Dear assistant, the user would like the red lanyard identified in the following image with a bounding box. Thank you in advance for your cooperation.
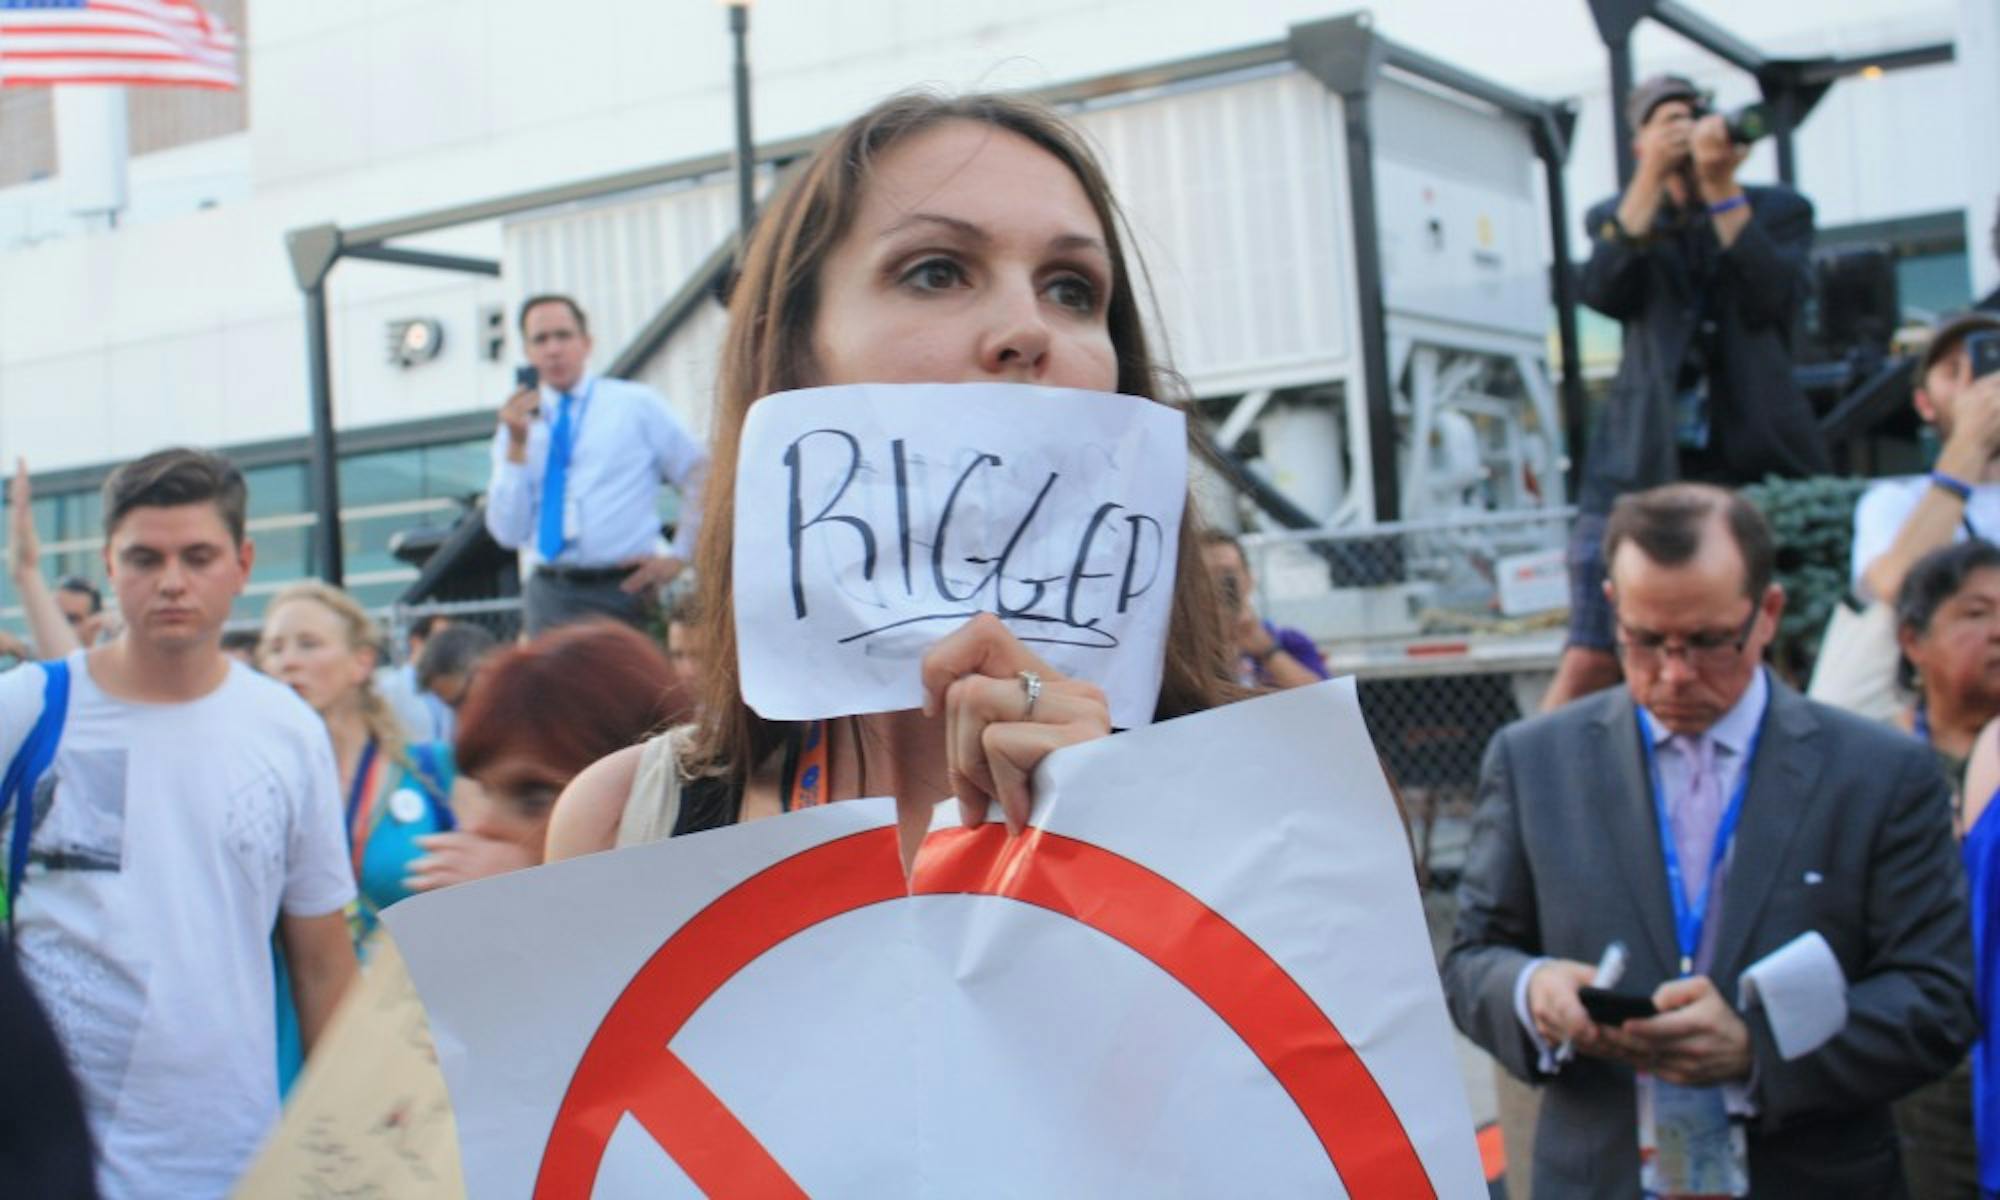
[784,720,829,812]
[345,740,387,877]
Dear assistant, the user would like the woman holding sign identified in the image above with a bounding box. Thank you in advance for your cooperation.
[550,93,1243,864]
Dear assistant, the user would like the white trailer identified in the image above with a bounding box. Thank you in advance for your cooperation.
[290,14,1590,876]
[495,14,1585,655]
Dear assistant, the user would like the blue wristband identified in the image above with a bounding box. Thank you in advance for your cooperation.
[1706,194,1749,217]
[1931,470,1974,501]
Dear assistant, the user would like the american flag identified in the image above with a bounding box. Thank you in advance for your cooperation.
[0,0,238,89]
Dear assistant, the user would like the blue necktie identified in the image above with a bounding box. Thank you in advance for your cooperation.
[536,393,575,561]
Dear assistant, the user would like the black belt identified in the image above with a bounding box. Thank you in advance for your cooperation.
[535,563,630,584]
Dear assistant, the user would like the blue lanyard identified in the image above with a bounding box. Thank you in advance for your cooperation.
[1914,698,1932,746]
[1635,710,1762,976]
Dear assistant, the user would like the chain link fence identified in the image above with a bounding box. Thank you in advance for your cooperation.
[1238,508,1574,888]
[380,596,525,663]
[222,595,527,665]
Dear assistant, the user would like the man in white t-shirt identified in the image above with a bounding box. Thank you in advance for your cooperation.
[1851,312,2000,604]
[0,447,358,1199]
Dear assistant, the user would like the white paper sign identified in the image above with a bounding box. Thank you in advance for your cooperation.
[384,681,1485,1198]
[732,383,1187,729]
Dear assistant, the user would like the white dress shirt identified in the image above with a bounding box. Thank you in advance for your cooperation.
[484,373,709,566]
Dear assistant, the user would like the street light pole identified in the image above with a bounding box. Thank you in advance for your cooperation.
[726,1,756,241]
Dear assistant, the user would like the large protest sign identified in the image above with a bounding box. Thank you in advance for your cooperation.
[385,681,1485,1197]
[732,383,1187,729]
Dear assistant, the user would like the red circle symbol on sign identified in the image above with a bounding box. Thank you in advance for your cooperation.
[533,824,1433,1198]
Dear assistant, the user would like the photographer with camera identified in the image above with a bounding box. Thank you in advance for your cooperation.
[1200,532,1329,690]
[1851,313,2000,609]
[1544,75,1829,711]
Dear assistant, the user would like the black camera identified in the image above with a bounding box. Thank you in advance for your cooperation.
[1968,331,2000,382]
[1693,100,1772,145]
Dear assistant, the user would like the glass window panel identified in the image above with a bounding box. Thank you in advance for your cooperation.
[231,591,273,624]
[346,580,407,613]
[422,439,491,500]
[50,552,93,588]
[253,526,310,587]
[243,463,305,519]
[342,513,422,579]
[54,493,82,542]
[31,495,58,541]
[340,448,423,508]
[1896,251,1971,321]
[72,490,102,543]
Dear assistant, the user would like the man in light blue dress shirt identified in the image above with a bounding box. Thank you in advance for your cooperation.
[485,294,709,635]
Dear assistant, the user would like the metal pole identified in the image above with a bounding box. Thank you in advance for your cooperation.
[1537,118,1589,505]
[302,283,345,585]
[729,4,756,240]
[1770,84,1799,187]
[1609,35,1637,187]
[1340,90,1399,526]
[1536,143,1584,504]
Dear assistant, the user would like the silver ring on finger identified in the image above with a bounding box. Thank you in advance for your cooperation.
[1018,669,1043,720]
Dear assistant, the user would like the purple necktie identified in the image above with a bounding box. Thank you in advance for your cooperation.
[1670,734,1726,964]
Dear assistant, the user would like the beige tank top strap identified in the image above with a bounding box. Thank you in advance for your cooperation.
[616,725,693,849]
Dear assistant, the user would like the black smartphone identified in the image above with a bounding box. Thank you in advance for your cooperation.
[1967,331,2000,382]
[514,364,540,390]
[1578,985,1658,1025]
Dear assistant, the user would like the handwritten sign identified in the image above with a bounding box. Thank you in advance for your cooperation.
[234,936,462,1198]
[732,383,1187,728]
[384,682,1486,1197]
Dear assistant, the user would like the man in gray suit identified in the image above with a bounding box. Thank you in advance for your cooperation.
[1444,482,1974,1196]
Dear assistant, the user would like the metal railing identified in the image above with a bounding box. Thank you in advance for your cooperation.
[1237,506,1575,648]
[1235,506,1577,887]
[380,596,525,661]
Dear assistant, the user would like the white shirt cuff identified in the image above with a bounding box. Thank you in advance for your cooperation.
[1513,957,1571,1075]
[1737,931,1848,1060]
[1721,932,1848,1119]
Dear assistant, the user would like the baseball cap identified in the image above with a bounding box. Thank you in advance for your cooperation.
[1625,75,1705,131]
[1921,311,2000,376]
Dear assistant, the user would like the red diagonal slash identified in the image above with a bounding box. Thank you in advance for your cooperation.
[533,824,1434,1198]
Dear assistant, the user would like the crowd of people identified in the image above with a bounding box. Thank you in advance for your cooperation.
[1459,74,2000,1200]
[0,70,1998,1200]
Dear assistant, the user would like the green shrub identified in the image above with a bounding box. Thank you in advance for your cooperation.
[1739,474,1872,685]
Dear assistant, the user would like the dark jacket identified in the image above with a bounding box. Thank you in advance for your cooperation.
[1442,679,1975,1197]
[0,948,97,1199]
[1577,184,1830,513]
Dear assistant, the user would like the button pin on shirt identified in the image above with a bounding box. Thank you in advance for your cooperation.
[1803,870,1824,885]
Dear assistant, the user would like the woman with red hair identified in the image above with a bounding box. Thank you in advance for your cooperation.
[406,620,691,887]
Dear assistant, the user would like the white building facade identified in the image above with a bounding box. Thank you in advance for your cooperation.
[0,0,1982,622]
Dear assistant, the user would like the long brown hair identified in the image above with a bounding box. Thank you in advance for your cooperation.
[688,91,1241,786]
